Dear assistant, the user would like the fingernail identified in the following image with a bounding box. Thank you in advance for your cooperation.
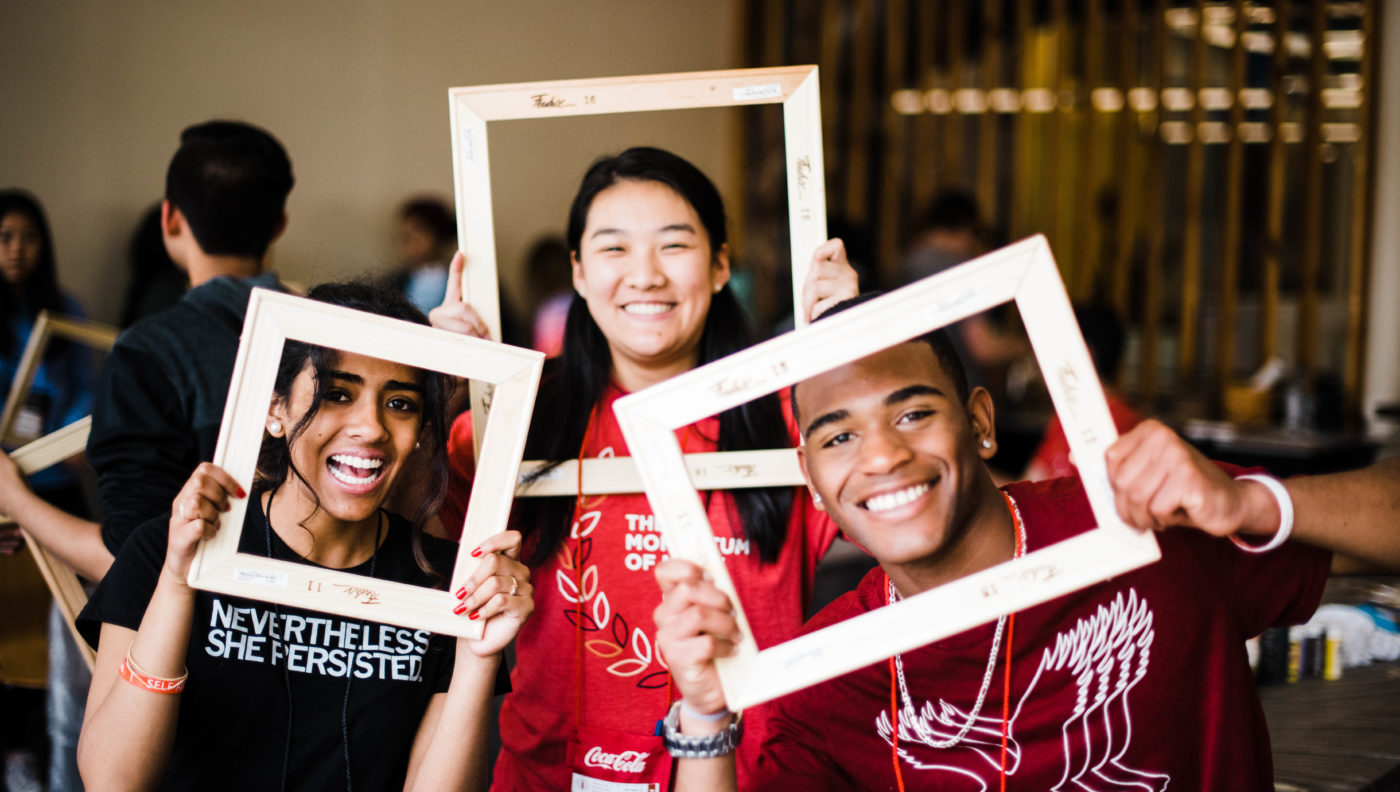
[468,611,480,621]
[470,547,483,558]
[453,603,467,615]
[235,487,246,498]
[453,586,466,599]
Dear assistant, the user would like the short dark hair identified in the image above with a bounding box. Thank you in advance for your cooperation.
[792,292,971,429]
[165,120,294,259]
[399,197,456,244]
[919,188,980,234]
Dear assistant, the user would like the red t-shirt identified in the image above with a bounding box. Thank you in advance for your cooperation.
[442,384,839,791]
[1028,391,1143,480]
[753,475,1329,791]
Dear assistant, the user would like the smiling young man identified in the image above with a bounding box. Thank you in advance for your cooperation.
[653,296,1400,791]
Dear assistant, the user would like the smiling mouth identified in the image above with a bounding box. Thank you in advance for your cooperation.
[622,302,675,316]
[861,482,931,513]
[327,454,385,489]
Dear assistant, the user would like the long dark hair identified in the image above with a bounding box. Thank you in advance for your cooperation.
[255,281,452,578]
[0,189,64,358]
[517,147,793,566]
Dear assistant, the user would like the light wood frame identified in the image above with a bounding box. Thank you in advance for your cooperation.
[6,418,98,669]
[0,311,119,446]
[613,235,1162,710]
[187,289,543,640]
[449,66,826,485]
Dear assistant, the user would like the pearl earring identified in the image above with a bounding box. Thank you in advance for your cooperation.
[812,493,823,506]
[269,420,282,434]
[981,439,992,449]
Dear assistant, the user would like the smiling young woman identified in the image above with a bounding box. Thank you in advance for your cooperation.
[430,146,858,790]
[75,282,533,792]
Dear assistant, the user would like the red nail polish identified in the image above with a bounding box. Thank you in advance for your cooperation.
[470,547,483,558]
[453,586,466,599]
[468,611,480,620]
[236,487,246,498]
[453,603,467,615]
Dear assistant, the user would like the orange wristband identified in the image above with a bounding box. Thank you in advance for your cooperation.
[119,646,187,694]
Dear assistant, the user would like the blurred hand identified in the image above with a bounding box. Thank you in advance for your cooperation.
[653,559,738,717]
[0,523,23,555]
[428,252,491,340]
[1104,420,1273,537]
[803,238,859,322]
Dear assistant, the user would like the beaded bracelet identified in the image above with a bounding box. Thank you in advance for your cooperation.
[119,644,188,694]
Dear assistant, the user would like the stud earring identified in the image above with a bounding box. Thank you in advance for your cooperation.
[269,420,282,435]
[981,439,992,449]
[812,493,823,506]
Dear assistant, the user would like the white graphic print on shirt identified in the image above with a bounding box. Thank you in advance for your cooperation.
[203,597,432,681]
[876,588,1170,792]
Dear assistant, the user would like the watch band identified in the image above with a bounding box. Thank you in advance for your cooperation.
[662,700,744,758]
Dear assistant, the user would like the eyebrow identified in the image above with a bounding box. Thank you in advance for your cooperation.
[588,222,697,239]
[326,370,424,393]
[801,384,948,439]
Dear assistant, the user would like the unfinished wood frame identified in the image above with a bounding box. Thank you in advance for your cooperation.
[448,66,826,483]
[0,311,118,446]
[6,419,97,669]
[187,289,543,640]
[614,235,1161,710]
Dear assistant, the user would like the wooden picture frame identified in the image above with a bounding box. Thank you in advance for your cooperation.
[0,311,118,446]
[5,418,98,669]
[187,289,543,640]
[449,66,825,487]
[613,235,1162,710]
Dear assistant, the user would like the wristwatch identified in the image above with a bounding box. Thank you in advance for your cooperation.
[662,701,744,758]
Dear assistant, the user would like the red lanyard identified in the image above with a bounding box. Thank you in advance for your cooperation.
[888,490,1024,792]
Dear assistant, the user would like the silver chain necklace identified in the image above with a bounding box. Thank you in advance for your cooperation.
[888,492,1027,750]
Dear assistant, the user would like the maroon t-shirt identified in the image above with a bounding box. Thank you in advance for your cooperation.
[753,475,1329,791]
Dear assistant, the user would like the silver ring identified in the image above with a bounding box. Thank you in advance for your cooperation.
[179,501,191,521]
[508,576,519,597]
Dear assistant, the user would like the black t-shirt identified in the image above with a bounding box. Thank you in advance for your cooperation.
[79,508,464,791]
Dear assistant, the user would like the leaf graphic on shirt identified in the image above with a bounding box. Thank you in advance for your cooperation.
[572,510,601,539]
[631,628,653,665]
[586,639,623,658]
[580,565,598,602]
[606,658,649,677]
[638,671,671,689]
[592,590,610,628]
[556,569,580,603]
[563,608,601,630]
[610,613,629,648]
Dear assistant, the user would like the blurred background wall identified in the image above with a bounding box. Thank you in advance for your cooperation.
[0,0,742,324]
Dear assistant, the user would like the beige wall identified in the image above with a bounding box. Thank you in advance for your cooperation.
[1,0,742,324]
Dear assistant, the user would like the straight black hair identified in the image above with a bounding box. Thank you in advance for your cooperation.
[255,280,451,579]
[165,120,294,259]
[0,189,65,358]
[517,147,793,566]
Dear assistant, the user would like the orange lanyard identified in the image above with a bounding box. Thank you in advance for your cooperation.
[889,490,1024,792]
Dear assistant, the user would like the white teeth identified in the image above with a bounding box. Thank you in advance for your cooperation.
[622,303,672,315]
[331,454,382,471]
[328,454,384,487]
[864,483,930,513]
